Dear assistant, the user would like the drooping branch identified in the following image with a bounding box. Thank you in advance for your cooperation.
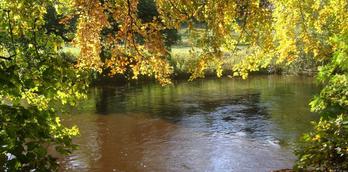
[126,0,146,59]
[231,0,250,56]
[167,0,190,17]
[32,18,41,59]
[4,10,17,60]
[0,55,14,60]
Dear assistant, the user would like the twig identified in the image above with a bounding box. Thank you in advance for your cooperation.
[5,10,17,60]
[0,54,14,60]
[32,18,41,58]
[231,1,250,56]
[126,0,145,59]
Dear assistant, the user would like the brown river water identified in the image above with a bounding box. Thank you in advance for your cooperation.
[60,75,319,172]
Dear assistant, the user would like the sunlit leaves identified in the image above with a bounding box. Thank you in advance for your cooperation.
[74,0,108,72]
[75,0,173,85]
[271,0,347,64]
[297,27,348,172]
[1,0,89,170]
[73,0,347,82]
[1,0,348,170]
[295,115,348,171]
[156,0,274,79]
[310,33,348,115]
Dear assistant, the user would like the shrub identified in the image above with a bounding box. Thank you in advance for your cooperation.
[295,115,348,171]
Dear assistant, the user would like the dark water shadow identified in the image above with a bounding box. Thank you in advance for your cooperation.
[94,85,275,143]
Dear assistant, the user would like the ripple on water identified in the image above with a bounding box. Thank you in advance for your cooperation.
[61,76,318,171]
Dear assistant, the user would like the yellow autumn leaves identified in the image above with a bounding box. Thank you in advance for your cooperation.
[73,0,347,83]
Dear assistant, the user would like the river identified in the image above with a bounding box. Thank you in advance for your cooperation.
[60,75,319,172]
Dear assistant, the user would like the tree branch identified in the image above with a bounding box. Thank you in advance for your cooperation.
[6,10,17,60]
[32,18,41,59]
[126,0,146,59]
[0,55,13,60]
[231,1,250,56]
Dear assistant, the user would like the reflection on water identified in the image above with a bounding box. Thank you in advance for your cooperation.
[61,75,318,172]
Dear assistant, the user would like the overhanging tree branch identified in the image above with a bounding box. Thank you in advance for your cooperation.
[3,10,17,60]
[0,54,14,60]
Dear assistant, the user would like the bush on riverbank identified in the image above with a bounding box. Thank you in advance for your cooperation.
[294,32,348,172]
[295,115,348,171]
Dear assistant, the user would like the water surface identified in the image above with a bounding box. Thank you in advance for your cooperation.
[61,75,319,172]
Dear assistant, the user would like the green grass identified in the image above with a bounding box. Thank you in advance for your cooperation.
[169,45,249,74]
[61,46,80,56]
[169,28,251,74]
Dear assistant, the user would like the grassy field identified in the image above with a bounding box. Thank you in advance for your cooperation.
[169,45,249,76]
[171,28,251,72]
[61,46,80,56]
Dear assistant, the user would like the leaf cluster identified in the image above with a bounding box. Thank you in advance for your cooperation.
[295,115,348,171]
[0,0,88,170]
[295,30,348,172]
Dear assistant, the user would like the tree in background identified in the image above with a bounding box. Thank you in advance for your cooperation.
[137,0,180,48]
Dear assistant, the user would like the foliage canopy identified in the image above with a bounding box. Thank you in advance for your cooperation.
[0,0,88,170]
